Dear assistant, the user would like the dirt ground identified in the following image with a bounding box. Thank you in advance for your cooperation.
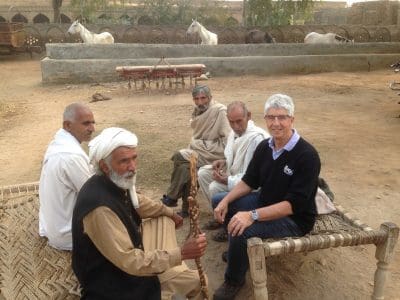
[0,53,399,299]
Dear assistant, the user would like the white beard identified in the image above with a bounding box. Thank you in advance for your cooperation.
[109,169,136,190]
[106,165,139,208]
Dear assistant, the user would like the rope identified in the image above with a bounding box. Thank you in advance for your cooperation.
[0,190,79,299]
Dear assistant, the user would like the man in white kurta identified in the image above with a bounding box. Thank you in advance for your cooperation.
[198,101,269,206]
[39,103,95,250]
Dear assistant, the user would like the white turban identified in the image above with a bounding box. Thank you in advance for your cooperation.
[88,127,140,208]
[89,127,138,165]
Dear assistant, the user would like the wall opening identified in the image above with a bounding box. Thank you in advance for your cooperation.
[60,14,71,24]
[11,13,28,23]
[33,13,50,24]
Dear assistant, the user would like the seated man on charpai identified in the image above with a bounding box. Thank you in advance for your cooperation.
[212,94,321,300]
[72,127,207,300]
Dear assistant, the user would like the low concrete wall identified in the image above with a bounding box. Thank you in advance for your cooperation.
[41,43,400,84]
[46,43,400,59]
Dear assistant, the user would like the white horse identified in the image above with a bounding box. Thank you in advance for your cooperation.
[304,32,353,44]
[186,19,218,45]
[67,20,114,44]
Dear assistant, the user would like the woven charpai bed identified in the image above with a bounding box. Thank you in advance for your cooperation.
[0,182,79,299]
[247,204,399,300]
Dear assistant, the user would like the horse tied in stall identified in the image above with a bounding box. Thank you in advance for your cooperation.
[186,20,218,45]
[67,20,114,44]
[245,29,275,43]
[304,32,354,44]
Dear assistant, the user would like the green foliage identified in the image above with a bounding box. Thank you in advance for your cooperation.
[225,16,239,27]
[246,0,273,26]
[142,0,176,25]
[70,0,109,23]
[69,0,233,26]
[245,0,315,26]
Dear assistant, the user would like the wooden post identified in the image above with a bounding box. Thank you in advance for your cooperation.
[247,237,268,300]
[372,222,399,300]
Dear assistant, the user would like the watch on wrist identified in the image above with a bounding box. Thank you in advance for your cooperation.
[251,209,259,221]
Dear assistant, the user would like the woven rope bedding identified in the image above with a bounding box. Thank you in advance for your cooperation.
[0,182,79,300]
[247,204,399,300]
[259,206,387,257]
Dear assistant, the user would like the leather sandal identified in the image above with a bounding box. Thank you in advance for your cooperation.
[212,228,228,242]
[161,195,177,207]
[202,219,222,230]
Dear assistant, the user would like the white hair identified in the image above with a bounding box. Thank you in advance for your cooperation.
[264,94,295,117]
[63,102,89,122]
[94,154,112,175]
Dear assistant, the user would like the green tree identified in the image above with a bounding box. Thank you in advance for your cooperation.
[69,0,231,26]
[70,0,108,23]
[174,0,194,25]
[141,0,175,25]
[245,0,314,26]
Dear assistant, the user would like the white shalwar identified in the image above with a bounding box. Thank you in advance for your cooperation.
[39,128,92,250]
[198,120,269,203]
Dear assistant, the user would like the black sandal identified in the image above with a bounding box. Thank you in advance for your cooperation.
[202,219,222,230]
[212,228,228,242]
[161,195,177,207]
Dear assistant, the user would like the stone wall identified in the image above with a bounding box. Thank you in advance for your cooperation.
[41,43,400,84]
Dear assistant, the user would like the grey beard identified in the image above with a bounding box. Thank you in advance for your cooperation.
[109,169,136,190]
[193,104,209,116]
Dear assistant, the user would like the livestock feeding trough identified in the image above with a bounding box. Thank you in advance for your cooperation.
[116,57,206,91]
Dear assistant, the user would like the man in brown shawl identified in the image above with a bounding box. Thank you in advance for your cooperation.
[161,85,231,217]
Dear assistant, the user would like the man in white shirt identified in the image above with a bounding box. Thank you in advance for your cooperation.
[39,102,95,250]
[198,101,269,239]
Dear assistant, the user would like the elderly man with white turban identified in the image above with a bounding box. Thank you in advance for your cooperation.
[72,127,207,300]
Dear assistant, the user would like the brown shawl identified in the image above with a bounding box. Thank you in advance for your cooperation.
[179,101,231,167]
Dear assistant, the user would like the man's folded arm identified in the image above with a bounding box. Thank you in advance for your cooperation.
[83,206,181,276]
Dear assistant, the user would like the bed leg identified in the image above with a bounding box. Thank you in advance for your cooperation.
[248,237,268,300]
[372,222,399,300]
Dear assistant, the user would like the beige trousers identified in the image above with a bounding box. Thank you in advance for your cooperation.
[197,165,228,204]
[142,216,204,300]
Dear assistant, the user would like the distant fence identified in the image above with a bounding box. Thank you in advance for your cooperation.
[19,23,400,50]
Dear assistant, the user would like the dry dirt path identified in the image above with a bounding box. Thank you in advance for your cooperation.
[0,55,399,299]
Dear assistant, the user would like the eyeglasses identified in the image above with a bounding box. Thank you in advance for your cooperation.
[264,115,291,122]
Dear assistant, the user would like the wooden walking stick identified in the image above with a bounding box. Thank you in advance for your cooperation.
[187,153,210,300]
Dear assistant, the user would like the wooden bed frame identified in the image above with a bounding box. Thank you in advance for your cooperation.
[247,204,399,300]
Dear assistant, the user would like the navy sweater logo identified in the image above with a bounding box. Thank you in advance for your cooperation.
[283,165,293,176]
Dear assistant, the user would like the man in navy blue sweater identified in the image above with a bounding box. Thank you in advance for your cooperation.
[212,94,321,300]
